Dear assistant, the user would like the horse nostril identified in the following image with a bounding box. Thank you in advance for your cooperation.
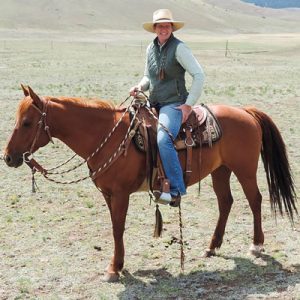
[4,154,11,164]
[4,153,24,168]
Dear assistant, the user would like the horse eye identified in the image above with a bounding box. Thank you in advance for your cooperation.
[22,120,32,128]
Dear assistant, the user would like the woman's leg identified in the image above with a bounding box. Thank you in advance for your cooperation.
[157,102,186,196]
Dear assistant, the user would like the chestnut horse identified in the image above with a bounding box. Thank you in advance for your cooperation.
[4,86,297,282]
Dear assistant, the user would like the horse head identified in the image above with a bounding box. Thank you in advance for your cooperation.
[4,85,53,168]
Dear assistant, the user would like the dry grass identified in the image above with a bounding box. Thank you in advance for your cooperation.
[0,31,300,299]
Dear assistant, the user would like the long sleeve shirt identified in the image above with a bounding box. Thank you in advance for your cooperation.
[138,42,205,106]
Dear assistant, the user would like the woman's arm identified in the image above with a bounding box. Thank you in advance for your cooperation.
[176,42,205,106]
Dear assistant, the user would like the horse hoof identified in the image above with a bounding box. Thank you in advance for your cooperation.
[202,249,216,258]
[102,271,120,283]
[249,244,264,257]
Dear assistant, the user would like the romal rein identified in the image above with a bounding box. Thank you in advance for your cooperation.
[23,96,140,191]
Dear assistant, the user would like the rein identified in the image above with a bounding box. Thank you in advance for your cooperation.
[24,95,140,187]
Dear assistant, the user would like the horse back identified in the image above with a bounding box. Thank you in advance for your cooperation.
[208,104,263,170]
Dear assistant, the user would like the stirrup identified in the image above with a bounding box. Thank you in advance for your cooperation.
[169,195,181,207]
[153,191,172,205]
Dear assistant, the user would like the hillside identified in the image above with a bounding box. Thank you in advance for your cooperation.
[242,0,300,8]
[0,0,299,34]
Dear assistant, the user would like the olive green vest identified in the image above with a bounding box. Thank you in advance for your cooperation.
[148,34,188,105]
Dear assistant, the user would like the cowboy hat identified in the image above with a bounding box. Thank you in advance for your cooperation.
[143,9,184,33]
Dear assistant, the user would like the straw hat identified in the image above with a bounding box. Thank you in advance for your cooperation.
[143,9,184,33]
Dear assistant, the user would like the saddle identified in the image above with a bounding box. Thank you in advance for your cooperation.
[130,99,222,192]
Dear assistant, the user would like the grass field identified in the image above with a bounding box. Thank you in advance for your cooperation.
[0,31,300,299]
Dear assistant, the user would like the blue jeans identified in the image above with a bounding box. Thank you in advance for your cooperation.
[157,102,187,196]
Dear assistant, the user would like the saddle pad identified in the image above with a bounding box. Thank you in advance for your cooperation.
[193,105,207,126]
[175,104,222,150]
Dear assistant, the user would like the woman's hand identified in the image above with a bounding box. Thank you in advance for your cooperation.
[129,86,142,97]
[176,104,193,124]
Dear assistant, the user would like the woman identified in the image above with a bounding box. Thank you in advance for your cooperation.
[130,9,205,206]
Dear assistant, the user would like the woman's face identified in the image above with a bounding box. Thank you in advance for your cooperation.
[154,22,173,44]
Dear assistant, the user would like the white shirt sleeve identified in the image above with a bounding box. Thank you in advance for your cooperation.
[176,43,205,106]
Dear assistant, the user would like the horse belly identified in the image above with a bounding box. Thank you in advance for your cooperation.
[179,143,222,186]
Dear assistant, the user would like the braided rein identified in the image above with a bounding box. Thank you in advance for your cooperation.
[26,95,139,185]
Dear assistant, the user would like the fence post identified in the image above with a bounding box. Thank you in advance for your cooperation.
[225,40,228,57]
[225,40,232,57]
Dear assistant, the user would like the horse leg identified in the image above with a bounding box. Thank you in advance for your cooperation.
[103,193,129,282]
[236,174,264,256]
[204,166,233,257]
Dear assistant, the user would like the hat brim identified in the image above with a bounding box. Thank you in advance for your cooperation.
[142,20,184,33]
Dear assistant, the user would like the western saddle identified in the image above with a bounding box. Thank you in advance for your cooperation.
[130,97,222,197]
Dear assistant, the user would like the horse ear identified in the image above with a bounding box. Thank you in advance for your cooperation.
[27,86,43,110]
[21,84,29,96]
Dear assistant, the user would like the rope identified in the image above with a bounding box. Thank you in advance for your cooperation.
[26,95,135,178]
[178,204,185,274]
[47,153,77,172]
[46,96,136,176]
[118,95,132,107]
[145,105,175,142]
[38,99,140,185]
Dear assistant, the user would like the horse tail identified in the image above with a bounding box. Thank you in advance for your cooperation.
[244,106,298,223]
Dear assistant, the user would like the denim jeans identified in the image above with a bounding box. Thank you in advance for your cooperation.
[156,102,187,196]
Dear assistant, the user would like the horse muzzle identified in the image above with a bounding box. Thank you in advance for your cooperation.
[3,152,24,168]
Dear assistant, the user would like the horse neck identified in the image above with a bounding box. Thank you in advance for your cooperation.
[48,98,120,159]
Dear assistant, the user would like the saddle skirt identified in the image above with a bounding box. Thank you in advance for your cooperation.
[132,102,222,152]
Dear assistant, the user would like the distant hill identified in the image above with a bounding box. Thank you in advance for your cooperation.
[242,0,300,8]
[0,0,299,35]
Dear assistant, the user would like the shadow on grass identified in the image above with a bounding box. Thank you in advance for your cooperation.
[118,254,300,300]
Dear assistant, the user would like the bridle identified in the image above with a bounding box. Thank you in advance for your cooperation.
[23,98,54,174]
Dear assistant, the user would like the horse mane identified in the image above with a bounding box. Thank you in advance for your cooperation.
[47,96,118,111]
[17,95,126,121]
